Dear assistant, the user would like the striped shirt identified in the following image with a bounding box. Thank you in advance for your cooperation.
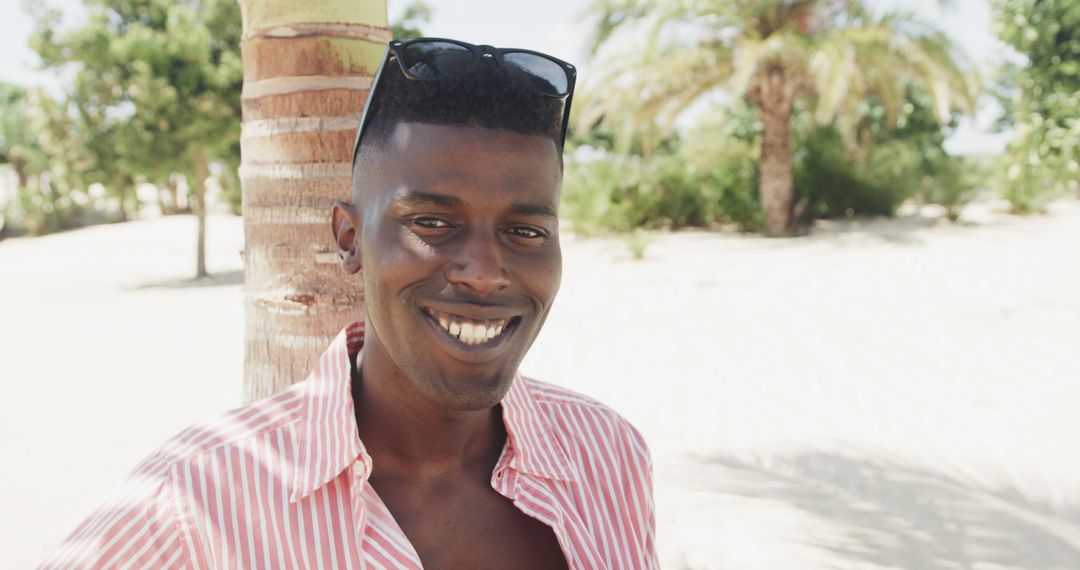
[41,322,658,569]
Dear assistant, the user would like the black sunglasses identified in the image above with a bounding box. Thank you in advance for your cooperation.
[350,37,578,167]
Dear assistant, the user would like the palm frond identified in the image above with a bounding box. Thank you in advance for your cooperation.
[579,0,979,150]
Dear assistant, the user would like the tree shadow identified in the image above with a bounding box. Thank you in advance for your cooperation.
[807,214,953,247]
[131,269,244,290]
[806,208,1041,248]
[687,451,1080,569]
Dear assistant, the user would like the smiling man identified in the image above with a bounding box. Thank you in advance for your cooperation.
[42,38,656,570]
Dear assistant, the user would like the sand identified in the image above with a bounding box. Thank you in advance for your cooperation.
[2,201,1079,568]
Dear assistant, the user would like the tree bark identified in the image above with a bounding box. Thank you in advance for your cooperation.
[194,148,210,278]
[238,0,388,401]
[162,177,180,215]
[752,65,798,238]
[11,157,28,190]
[116,180,130,222]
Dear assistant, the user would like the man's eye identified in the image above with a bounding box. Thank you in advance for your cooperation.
[411,216,453,229]
[507,226,547,239]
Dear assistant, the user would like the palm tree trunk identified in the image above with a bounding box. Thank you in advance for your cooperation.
[752,66,798,237]
[238,0,389,401]
[193,148,209,278]
[758,104,795,237]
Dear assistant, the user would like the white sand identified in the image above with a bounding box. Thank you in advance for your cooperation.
[2,202,1079,568]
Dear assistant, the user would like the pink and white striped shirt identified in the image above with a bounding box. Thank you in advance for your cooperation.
[41,322,658,569]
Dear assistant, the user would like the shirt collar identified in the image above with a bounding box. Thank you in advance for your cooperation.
[290,321,574,502]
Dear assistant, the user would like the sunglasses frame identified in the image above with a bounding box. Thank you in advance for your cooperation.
[349,37,578,167]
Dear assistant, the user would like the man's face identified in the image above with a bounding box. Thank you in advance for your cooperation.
[339,122,562,411]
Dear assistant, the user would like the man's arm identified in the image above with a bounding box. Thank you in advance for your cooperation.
[40,464,197,569]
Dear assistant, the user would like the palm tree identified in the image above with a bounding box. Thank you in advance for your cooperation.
[579,0,976,237]
[238,0,389,400]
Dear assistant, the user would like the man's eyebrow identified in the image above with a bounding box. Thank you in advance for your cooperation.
[508,202,558,219]
[394,191,462,208]
[393,191,556,218]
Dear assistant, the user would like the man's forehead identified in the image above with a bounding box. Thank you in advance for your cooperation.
[353,121,562,208]
[382,122,560,185]
[387,121,557,156]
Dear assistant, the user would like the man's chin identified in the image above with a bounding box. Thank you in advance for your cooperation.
[416,370,516,412]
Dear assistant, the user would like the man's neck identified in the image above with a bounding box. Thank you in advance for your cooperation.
[351,333,505,480]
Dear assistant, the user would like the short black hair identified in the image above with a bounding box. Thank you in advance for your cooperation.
[352,58,566,196]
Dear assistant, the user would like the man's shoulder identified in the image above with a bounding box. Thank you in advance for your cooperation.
[41,382,311,568]
[131,380,308,478]
[519,376,650,456]
[521,376,612,412]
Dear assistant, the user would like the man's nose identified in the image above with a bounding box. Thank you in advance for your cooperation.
[446,230,510,296]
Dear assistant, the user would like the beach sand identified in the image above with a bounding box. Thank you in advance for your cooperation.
[2,201,1079,568]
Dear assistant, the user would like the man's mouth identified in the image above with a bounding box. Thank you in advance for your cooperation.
[422,307,519,347]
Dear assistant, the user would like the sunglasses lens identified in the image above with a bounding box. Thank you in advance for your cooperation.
[501,52,569,96]
[402,41,474,79]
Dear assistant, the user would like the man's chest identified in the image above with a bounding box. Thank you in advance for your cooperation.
[366,473,569,570]
[181,457,625,569]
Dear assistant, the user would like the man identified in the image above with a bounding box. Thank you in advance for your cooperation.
[42,37,657,569]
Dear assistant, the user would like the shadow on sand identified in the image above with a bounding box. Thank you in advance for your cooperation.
[684,451,1080,569]
[131,269,244,290]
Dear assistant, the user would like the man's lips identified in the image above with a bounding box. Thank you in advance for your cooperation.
[421,301,523,322]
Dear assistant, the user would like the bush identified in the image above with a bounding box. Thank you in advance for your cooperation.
[1000,159,1072,215]
[562,145,762,234]
[796,129,919,219]
[6,179,90,236]
[795,125,978,221]
[919,154,982,221]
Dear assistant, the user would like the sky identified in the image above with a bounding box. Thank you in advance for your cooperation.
[0,0,1012,154]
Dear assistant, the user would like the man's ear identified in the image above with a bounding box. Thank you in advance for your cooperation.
[331,200,362,275]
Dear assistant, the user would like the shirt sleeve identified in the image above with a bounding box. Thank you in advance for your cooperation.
[39,464,196,570]
[618,418,660,570]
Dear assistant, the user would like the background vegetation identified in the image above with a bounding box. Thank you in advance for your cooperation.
[994,0,1080,213]
[1,0,1077,243]
[560,0,1077,237]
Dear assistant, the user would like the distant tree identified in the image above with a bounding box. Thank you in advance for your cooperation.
[994,0,1080,212]
[0,83,49,234]
[391,0,432,40]
[0,84,44,191]
[580,0,975,236]
[30,0,242,276]
[0,82,109,235]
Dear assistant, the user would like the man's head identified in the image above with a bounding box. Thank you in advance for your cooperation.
[332,45,568,412]
[351,53,566,192]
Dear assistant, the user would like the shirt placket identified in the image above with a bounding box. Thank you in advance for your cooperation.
[350,456,426,569]
[493,464,602,570]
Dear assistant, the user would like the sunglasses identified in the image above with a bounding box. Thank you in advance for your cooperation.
[350,37,578,167]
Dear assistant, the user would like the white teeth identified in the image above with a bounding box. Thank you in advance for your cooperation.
[430,310,511,346]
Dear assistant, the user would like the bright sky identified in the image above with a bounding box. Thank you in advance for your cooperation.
[0,0,1012,154]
